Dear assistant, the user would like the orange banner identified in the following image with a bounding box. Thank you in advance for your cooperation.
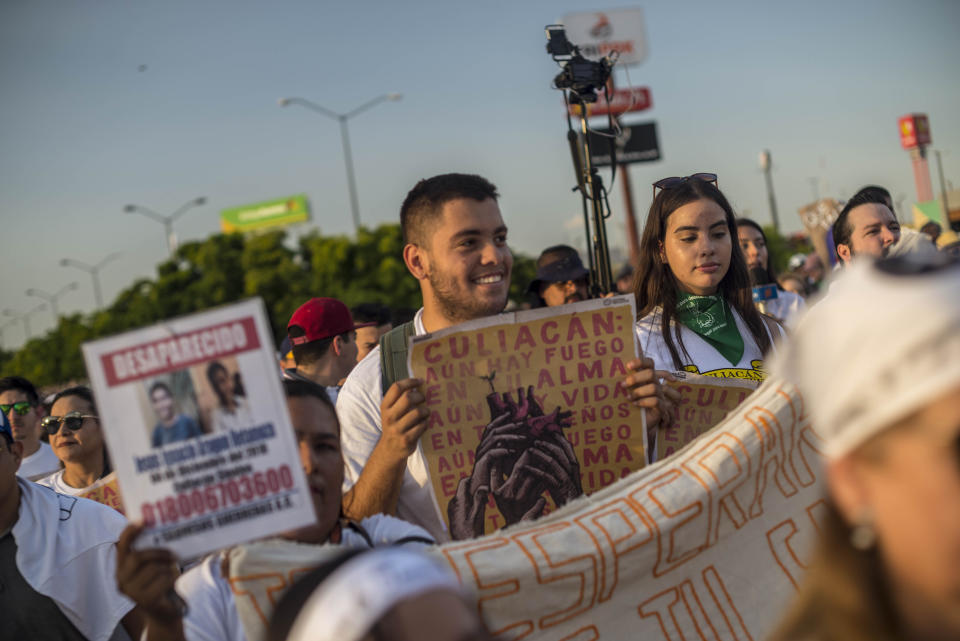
[657,374,758,460]
[409,298,646,540]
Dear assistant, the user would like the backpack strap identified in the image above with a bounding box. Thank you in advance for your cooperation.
[379,321,416,396]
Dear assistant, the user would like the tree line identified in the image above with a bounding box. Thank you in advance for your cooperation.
[0,224,537,387]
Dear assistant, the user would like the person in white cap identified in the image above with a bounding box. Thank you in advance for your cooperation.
[267,547,499,641]
[769,254,960,641]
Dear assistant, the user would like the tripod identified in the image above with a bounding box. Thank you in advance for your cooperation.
[565,91,616,296]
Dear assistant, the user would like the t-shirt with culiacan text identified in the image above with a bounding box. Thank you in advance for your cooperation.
[635,306,780,382]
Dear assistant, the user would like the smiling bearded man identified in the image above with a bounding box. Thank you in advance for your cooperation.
[336,173,514,541]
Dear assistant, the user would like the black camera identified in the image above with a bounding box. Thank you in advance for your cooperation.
[545,25,616,103]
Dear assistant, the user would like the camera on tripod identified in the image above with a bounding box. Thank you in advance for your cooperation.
[545,25,616,103]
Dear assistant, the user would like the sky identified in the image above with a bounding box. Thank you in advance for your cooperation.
[1,0,958,349]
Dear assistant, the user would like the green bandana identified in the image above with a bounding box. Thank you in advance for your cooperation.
[674,292,745,365]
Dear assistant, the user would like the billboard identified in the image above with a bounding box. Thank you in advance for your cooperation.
[562,8,648,66]
[220,195,310,233]
[587,122,660,167]
[568,86,652,118]
[898,113,931,150]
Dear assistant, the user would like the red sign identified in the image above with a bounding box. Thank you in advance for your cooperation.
[101,317,260,385]
[568,87,652,117]
[898,113,932,150]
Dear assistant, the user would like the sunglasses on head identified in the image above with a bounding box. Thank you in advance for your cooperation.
[652,173,719,199]
[0,401,34,416]
[41,411,98,435]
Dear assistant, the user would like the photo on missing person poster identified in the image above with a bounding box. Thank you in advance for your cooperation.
[82,298,315,559]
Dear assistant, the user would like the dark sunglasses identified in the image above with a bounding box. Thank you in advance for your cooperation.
[41,411,98,435]
[652,173,719,200]
[0,401,34,416]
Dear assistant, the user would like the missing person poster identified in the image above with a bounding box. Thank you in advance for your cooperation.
[656,372,759,460]
[82,298,315,559]
[408,297,646,540]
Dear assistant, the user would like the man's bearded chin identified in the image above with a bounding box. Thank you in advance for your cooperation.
[428,269,507,324]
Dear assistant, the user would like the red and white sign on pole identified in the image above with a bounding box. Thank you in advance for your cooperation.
[568,86,652,117]
[898,113,932,150]
[562,8,648,66]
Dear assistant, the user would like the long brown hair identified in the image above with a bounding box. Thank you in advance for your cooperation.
[768,502,900,641]
[634,177,770,369]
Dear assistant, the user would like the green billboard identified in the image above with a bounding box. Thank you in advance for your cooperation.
[220,194,310,233]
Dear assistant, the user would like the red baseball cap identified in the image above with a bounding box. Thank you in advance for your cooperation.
[287,298,357,345]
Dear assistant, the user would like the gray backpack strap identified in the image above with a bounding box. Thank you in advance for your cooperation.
[379,321,416,396]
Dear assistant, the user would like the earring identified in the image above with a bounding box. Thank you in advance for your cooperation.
[850,508,876,551]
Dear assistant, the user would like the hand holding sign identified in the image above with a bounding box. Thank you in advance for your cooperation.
[379,378,430,460]
[622,357,677,434]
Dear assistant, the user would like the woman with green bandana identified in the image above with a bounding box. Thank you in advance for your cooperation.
[633,174,782,386]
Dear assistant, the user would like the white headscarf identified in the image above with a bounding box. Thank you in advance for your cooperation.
[286,547,464,641]
[771,256,960,458]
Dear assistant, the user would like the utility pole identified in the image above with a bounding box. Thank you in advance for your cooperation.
[759,150,781,232]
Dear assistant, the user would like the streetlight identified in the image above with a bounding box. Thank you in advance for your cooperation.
[4,304,47,342]
[60,252,122,309]
[124,197,207,254]
[278,93,403,233]
[26,282,78,323]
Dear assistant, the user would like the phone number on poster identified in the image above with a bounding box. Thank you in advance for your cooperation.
[141,465,295,526]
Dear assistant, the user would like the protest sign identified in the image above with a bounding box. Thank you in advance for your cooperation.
[77,471,125,515]
[407,297,646,540]
[82,298,315,559]
[657,373,758,460]
[227,378,824,641]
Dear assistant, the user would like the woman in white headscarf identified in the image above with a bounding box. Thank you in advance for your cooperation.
[769,255,960,641]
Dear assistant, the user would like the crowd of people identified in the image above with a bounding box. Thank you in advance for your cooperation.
[2,171,958,641]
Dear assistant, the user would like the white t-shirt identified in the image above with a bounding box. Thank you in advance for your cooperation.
[17,440,61,481]
[336,310,450,541]
[211,397,254,432]
[12,479,134,641]
[35,468,116,496]
[177,514,433,641]
[636,306,781,383]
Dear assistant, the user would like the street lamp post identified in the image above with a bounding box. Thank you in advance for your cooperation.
[124,197,207,255]
[26,282,78,324]
[278,93,402,233]
[4,304,47,342]
[60,252,122,309]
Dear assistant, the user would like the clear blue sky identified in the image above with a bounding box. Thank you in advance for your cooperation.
[1,0,958,348]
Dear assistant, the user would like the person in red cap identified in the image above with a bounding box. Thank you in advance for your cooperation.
[285,298,360,405]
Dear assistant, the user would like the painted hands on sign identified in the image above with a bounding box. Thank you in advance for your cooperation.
[622,358,679,434]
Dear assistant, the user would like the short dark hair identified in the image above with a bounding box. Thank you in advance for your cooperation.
[287,325,352,368]
[400,173,499,246]
[351,302,391,327]
[149,381,172,398]
[832,189,896,260]
[0,376,40,406]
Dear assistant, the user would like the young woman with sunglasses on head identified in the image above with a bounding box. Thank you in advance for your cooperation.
[35,386,113,496]
[634,175,782,385]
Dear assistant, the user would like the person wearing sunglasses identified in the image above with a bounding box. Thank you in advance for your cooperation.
[35,386,114,496]
[0,376,61,481]
[634,175,782,439]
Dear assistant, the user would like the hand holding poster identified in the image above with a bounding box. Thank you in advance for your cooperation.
[408,297,647,540]
[82,298,316,559]
[657,373,758,460]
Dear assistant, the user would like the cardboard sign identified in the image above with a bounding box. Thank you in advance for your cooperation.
[408,297,646,540]
[82,298,316,559]
[77,471,125,515]
[657,373,758,461]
